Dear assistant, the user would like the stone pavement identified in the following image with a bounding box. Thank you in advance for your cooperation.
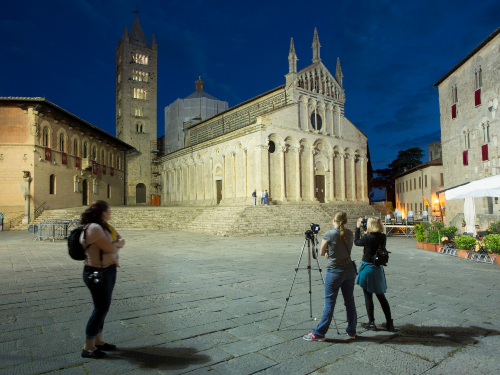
[1,230,500,375]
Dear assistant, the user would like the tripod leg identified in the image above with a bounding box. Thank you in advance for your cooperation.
[313,241,340,335]
[308,238,313,318]
[277,238,308,331]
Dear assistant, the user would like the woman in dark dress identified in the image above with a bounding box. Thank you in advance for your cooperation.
[354,217,395,331]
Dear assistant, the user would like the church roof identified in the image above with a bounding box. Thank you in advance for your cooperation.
[184,91,219,100]
[128,16,150,48]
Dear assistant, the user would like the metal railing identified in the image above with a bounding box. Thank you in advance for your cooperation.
[34,202,46,220]
[8,213,24,230]
[34,219,80,242]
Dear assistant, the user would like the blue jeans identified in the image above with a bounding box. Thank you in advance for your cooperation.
[253,197,256,205]
[264,197,268,205]
[83,264,116,339]
[261,197,265,205]
[312,263,357,337]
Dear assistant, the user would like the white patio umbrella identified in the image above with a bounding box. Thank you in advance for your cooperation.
[463,198,476,237]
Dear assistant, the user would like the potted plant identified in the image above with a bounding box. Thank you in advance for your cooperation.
[424,229,440,252]
[488,221,500,234]
[415,224,425,248]
[483,234,500,265]
[454,235,477,258]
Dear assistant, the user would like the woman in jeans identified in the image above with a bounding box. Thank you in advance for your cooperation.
[354,217,394,332]
[80,200,125,358]
[304,211,357,341]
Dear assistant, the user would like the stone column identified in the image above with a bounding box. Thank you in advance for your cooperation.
[279,146,287,201]
[193,162,198,201]
[231,152,236,198]
[360,156,368,201]
[319,105,326,134]
[327,106,334,136]
[328,153,335,202]
[243,149,247,198]
[294,147,301,200]
[349,155,356,201]
[187,164,191,201]
[338,153,346,201]
[22,172,32,224]
[222,155,226,199]
[300,99,308,131]
[201,161,205,200]
[309,149,315,200]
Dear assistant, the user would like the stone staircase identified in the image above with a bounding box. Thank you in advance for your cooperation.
[12,204,387,236]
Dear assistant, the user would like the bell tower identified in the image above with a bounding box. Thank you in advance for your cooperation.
[116,16,158,205]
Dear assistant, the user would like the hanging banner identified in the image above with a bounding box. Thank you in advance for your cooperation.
[102,165,106,175]
[110,167,114,176]
[44,147,52,161]
[92,161,98,175]
[61,152,67,165]
[75,156,81,169]
[422,196,430,206]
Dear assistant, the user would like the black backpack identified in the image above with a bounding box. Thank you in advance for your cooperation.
[371,239,391,267]
[68,225,90,260]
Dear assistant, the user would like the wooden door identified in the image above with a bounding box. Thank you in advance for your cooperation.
[216,180,222,204]
[315,175,325,203]
[136,183,147,204]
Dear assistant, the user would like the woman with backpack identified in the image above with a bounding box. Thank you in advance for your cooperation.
[80,200,125,358]
[303,211,358,341]
[354,217,394,332]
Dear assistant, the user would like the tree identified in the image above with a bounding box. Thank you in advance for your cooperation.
[372,147,424,205]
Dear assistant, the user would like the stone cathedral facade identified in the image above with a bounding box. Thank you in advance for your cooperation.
[116,17,158,205]
[160,29,368,206]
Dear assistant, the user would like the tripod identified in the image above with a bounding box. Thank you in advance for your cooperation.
[277,230,340,334]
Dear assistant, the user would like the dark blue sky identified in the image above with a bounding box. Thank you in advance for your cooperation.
[2,0,499,173]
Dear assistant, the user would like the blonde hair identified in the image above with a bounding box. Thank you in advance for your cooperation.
[333,211,348,242]
[367,217,384,233]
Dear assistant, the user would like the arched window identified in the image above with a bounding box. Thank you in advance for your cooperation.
[73,139,78,156]
[43,128,49,147]
[117,155,120,169]
[310,113,322,131]
[101,150,105,164]
[83,142,88,158]
[140,124,143,133]
[92,146,97,160]
[59,133,65,152]
[49,175,55,195]
[107,184,111,199]
[109,153,113,167]
[136,124,139,133]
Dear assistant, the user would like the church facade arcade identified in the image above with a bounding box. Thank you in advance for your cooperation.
[159,29,368,206]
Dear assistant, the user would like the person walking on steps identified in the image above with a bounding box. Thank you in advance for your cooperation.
[252,189,257,206]
[264,190,268,205]
[261,190,265,205]
[354,217,395,332]
[304,211,357,341]
[80,200,126,358]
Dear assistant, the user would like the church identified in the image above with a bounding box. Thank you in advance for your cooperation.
[159,29,369,206]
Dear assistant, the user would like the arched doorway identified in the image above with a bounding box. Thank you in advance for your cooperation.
[82,180,88,205]
[136,183,146,204]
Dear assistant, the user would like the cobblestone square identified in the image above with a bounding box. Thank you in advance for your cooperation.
[1,230,500,374]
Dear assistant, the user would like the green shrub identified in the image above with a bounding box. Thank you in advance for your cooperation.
[488,221,500,234]
[426,229,440,243]
[420,222,431,231]
[414,224,425,242]
[432,221,445,230]
[483,234,500,254]
[442,226,458,235]
[454,235,477,250]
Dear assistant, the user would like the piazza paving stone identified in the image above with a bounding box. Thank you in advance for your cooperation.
[1,230,500,374]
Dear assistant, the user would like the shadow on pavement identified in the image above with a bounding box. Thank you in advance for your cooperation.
[322,324,500,345]
[106,346,211,370]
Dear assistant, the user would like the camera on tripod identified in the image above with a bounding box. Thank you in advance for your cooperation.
[305,223,320,236]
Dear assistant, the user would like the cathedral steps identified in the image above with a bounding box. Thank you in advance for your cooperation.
[11,204,385,236]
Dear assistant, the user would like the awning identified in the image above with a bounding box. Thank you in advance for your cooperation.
[445,175,500,200]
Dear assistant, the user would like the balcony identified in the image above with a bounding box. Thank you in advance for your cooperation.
[81,157,92,170]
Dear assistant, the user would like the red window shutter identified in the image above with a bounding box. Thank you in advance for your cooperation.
[451,104,457,119]
[475,89,481,106]
[482,144,488,161]
[463,150,468,165]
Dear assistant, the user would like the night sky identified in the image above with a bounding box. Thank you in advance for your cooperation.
[2,0,499,176]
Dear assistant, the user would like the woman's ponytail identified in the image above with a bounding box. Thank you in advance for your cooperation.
[334,211,348,242]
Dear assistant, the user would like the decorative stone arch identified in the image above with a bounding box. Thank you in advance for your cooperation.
[91,142,99,161]
[99,146,107,165]
[70,134,80,157]
[315,159,327,175]
[213,163,223,178]
[56,128,68,152]
[344,147,354,157]
[81,137,90,158]
[299,138,313,151]
[223,144,233,156]
[313,138,330,154]
[195,152,202,161]
[135,121,146,134]
[283,136,299,149]
[203,150,210,160]
[234,141,243,153]
[108,151,114,167]
[471,55,484,75]
[212,147,222,158]
[40,121,53,148]
[267,133,283,155]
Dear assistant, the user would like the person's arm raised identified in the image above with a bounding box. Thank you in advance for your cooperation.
[94,236,119,254]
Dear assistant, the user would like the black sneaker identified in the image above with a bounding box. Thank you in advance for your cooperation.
[361,321,377,330]
[81,349,107,358]
[380,320,396,332]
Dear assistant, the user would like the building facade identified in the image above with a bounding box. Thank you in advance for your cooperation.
[160,30,368,206]
[0,98,133,228]
[395,159,444,219]
[116,16,158,205]
[165,77,228,154]
[434,26,500,224]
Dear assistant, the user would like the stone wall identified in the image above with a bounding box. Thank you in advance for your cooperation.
[437,32,500,224]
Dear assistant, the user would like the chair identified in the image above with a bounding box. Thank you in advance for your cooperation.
[407,211,414,225]
[385,214,391,224]
[422,210,429,222]
[394,212,402,223]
